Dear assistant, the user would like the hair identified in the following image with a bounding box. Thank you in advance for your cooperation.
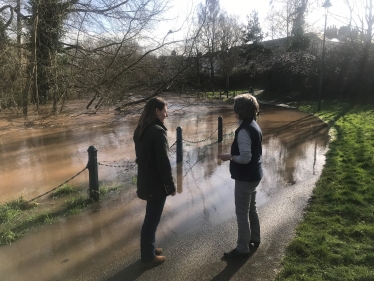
[233,93,259,120]
[136,97,167,139]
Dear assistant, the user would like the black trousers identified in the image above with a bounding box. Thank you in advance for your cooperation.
[140,197,166,262]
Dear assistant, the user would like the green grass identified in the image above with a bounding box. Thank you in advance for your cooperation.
[0,194,86,245]
[0,196,35,244]
[0,196,36,225]
[275,100,374,280]
[0,181,134,245]
[64,196,90,215]
[99,184,123,196]
[52,184,78,198]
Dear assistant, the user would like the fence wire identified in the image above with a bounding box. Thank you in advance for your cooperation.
[181,147,209,178]
[169,141,177,149]
[179,124,238,178]
[28,165,88,202]
[26,122,237,203]
[98,162,136,171]
[182,127,218,144]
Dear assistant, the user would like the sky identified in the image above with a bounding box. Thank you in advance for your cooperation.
[158,0,354,41]
[219,0,354,34]
[219,0,270,23]
[216,0,352,30]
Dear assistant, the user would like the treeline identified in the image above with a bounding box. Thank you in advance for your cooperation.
[237,39,374,102]
[0,0,373,115]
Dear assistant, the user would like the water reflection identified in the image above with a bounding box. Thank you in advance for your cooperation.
[177,162,183,193]
[164,104,329,234]
[0,102,330,281]
[0,103,329,207]
[0,120,139,202]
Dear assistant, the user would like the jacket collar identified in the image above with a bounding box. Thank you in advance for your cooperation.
[155,118,167,131]
[137,118,167,140]
[237,118,254,130]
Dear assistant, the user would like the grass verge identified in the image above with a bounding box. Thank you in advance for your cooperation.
[0,182,133,245]
[275,100,374,280]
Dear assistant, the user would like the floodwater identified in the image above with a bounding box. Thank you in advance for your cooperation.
[0,99,330,281]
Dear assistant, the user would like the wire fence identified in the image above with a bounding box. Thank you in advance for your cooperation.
[25,118,237,202]
[28,165,88,202]
[182,127,218,144]
[169,140,177,149]
[98,162,137,170]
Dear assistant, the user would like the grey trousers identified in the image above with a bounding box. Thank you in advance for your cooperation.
[235,180,261,253]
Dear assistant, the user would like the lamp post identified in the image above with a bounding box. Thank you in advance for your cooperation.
[317,0,332,111]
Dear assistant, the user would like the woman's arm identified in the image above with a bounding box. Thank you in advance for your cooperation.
[234,129,252,164]
[218,129,252,163]
[153,128,176,194]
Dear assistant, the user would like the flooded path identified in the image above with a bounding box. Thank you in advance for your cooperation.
[0,98,330,280]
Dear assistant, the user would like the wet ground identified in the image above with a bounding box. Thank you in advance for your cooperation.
[0,97,330,280]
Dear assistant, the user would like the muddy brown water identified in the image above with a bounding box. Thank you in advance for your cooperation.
[0,99,329,280]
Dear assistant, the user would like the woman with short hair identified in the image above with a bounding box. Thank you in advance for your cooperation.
[133,97,176,267]
[218,93,263,258]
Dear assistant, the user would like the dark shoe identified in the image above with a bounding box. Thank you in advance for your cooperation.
[155,248,163,255]
[224,249,249,259]
[250,240,260,248]
[142,256,166,268]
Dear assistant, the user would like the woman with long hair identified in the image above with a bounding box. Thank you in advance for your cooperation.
[133,97,176,267]
[218,93,263,258]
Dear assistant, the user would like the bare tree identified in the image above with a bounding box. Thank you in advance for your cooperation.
[341,0,374,96]
[197,0,221,79]
[218,12,243,94]
[341,0,374,46]
[1,0,199,115]
[0,2,26,113]
[266,0,318,39]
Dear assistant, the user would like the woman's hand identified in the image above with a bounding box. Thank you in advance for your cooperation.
[218,153,231,161]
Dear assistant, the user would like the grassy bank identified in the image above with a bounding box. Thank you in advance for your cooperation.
[0,182,131,245]
[275,101,374,280]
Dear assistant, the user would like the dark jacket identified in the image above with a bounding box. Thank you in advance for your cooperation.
[230,119,263,182]
[133,118,176,200]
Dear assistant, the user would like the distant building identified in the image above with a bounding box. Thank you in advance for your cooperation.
[306,32,340,55]
[325,25,359,41]
[257,32,340,55]
[325,25,338,39]
[191,31,347,78]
